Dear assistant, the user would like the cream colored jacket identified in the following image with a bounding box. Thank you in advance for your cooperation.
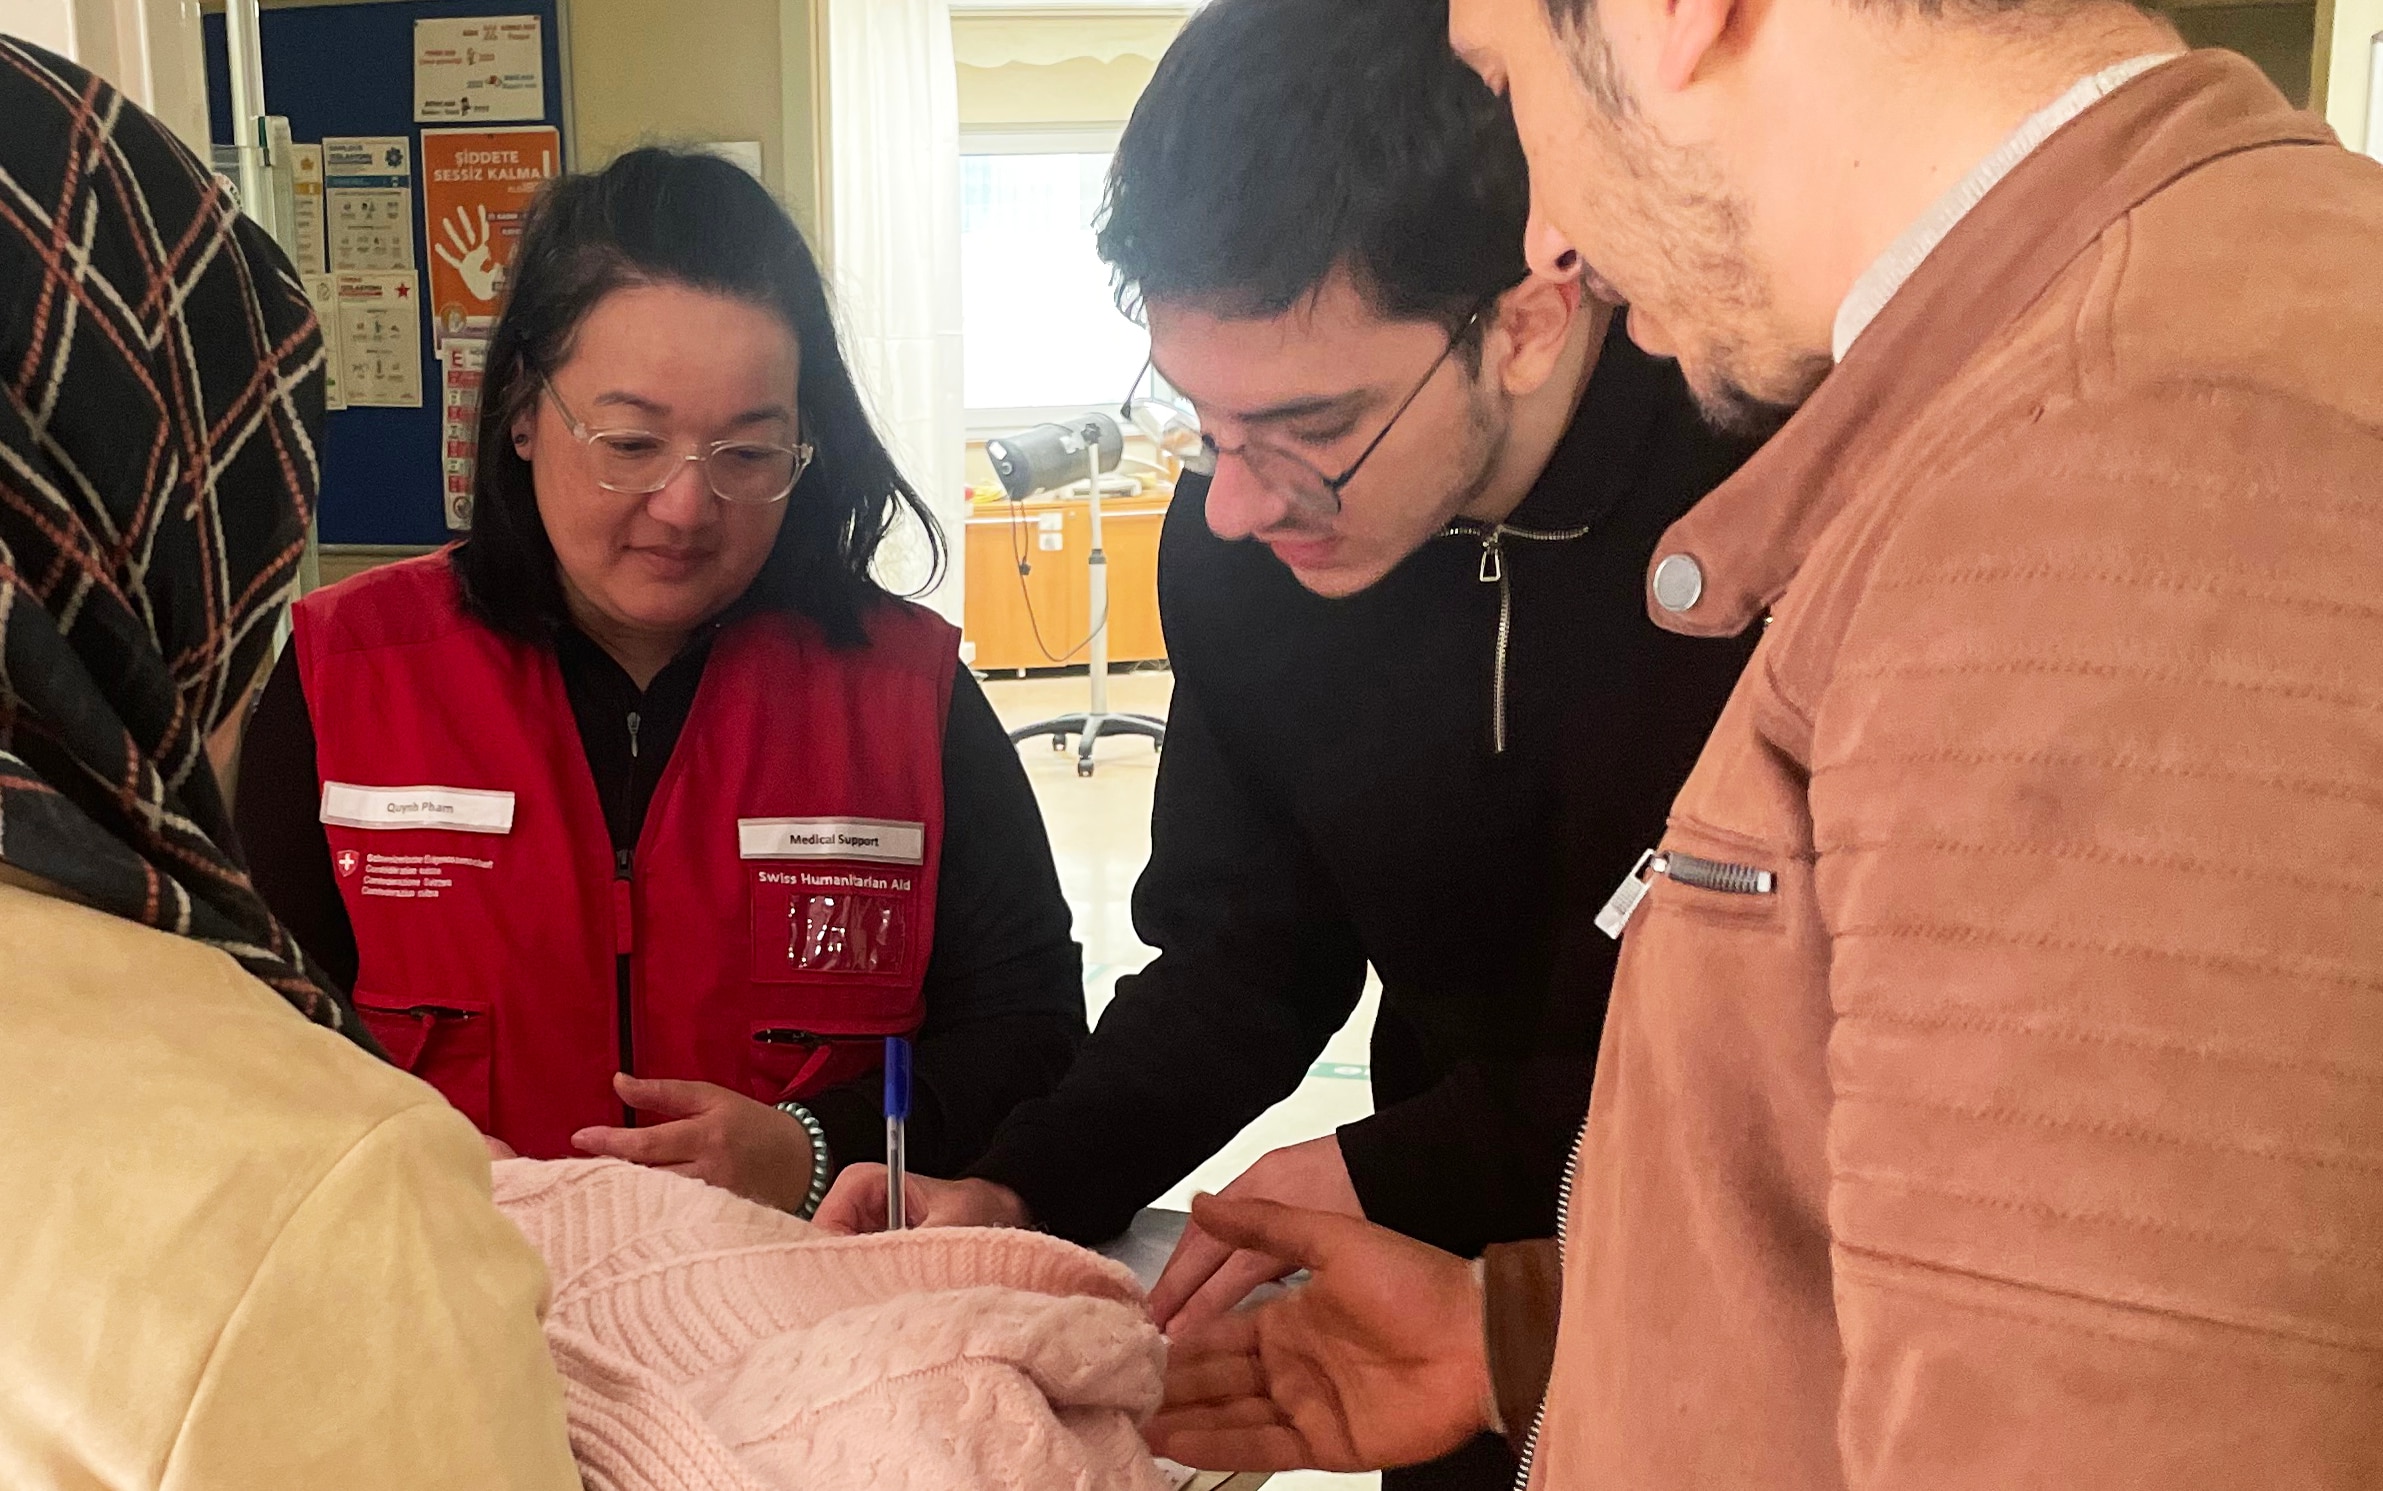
[0,877,580,1490]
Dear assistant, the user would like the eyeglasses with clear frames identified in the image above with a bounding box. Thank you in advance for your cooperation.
[1119,297,1492,520]
[543,380,815,506]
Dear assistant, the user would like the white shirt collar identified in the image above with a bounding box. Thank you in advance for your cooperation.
[1830,53,2183,362]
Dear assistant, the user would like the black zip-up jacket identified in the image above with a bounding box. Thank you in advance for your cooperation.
[968,323,1759,1255]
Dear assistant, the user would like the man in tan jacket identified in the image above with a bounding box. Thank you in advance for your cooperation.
[1147,0,2383,1484]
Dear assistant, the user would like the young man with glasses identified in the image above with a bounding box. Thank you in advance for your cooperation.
[819,2,1752,1480]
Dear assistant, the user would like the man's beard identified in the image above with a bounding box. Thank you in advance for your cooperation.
[1686,346,1830,438]
[1560,16,1830,438]
[1441,379,1512,523]
[1291,378,1507,545]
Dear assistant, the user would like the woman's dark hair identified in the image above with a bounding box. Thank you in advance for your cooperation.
[1096,0,1529,344]
[453,146,940,648]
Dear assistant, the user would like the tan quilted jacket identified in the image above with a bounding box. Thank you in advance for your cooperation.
[1533,51,2383,1490]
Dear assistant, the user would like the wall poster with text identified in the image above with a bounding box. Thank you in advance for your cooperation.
[420,124,560,344]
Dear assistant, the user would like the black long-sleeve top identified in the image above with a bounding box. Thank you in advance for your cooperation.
[235,613,1088,1178]
[968,324,1761,1254]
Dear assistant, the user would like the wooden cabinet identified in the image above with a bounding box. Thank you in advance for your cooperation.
[963,491,1170,673]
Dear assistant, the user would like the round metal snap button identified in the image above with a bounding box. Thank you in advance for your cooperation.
[1652,553,1705,613]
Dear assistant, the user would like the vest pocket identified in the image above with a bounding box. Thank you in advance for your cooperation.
[746,863,917,983]
[355,990,494,1133]
[745,1024,882,1106]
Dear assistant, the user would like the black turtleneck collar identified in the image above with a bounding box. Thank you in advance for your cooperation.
[1492,312,1682,536]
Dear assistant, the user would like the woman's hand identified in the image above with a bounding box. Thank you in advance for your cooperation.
[571,1073,816,1213]
[811,1165,1033,1235]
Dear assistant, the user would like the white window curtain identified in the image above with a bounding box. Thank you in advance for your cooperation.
[821,0,967,626]
[11,0,211,156]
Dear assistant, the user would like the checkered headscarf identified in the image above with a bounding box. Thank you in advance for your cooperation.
[0,38,364,1044]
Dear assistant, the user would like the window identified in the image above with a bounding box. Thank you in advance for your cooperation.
[959,127,1147,431]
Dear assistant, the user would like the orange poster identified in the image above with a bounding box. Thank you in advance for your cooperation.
[420,125,560,342]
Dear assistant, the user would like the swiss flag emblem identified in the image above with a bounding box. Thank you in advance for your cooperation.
[337,849,360,879]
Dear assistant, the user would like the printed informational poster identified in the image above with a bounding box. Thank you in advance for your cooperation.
[325,136,411,183]
[334,270,424,408]
[328,189,413,270]
[301,273,347,410]
[324,136,415,272]
[290,143,326,275]
[421,125,559,343]
[440,336,488,530]
[413,16,544,122]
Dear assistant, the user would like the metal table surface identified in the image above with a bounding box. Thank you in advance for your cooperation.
[1099,1205,1195,1290]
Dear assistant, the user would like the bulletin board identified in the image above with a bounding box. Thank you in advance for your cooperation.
[205,0,567,546]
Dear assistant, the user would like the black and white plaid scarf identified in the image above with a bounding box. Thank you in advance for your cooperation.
[0,36,365,1046]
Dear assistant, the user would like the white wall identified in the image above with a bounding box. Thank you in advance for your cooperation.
[568,0,825,238]
[4,0,210,156]
[2321,0,2383,154]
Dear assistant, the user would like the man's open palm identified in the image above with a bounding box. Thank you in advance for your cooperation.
[1144,1193,1492,1473]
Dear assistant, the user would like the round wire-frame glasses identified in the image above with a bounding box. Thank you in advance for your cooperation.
[543,380,815,506]
[1119,297,1492,518]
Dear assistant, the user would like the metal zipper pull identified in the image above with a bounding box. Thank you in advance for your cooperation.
[612,848,635,950]
[1478,530,1503,584]
[1595,849,1659,938]
[627,710,641,759]
[1596,848,1776,940]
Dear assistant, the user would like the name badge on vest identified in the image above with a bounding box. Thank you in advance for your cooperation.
[740,818,924,981]
[320,781,517,835]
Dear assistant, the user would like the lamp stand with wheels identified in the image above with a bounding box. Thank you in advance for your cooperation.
[1005,421,1166,776]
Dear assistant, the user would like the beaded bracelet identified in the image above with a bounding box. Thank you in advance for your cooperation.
[776,1100,834,1220]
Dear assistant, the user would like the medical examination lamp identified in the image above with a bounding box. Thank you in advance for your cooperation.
[984,413,1167,777]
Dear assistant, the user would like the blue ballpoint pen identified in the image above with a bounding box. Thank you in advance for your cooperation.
[884,1036,912,1231]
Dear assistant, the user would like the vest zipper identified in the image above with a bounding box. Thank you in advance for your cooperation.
[1442,518,1601,757]
[613,845,637,1125]
[613,700,645,1124]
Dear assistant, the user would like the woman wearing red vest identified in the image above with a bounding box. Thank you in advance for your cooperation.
[235,148,1086,1217]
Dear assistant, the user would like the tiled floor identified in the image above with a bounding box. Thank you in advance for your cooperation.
[984,667,1381,1491]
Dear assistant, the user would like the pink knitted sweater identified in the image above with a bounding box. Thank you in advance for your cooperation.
[490,1159,1169,1491]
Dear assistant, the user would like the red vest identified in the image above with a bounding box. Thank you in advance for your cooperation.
[293,553,957,1159]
